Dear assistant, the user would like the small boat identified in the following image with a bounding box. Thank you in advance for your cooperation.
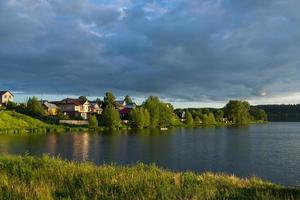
[160,127,168,131]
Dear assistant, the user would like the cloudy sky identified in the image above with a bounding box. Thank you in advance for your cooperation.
[1,0,300,107]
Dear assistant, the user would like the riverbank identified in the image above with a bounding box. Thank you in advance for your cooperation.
[0,155,298,200]
[0,110,268,134]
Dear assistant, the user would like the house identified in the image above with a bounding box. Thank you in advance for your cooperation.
[115,100,127,110]
[175,111,186,122]
[53,98,90,120]
[0,91,14,106]
[90,101,103,114]
[41,100,59,116]
[115,100,137,119]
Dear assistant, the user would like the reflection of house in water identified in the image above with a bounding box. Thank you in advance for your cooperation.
[72,133,90,161]
[46,134,57,155]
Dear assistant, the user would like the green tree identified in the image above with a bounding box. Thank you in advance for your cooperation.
[104,92,116,108]
[101,106,120,128]
[124,95,133,105]
[130,108,145,128]
[6,101,18,110]
[224,100,251,125]
[27,97,45,117]
[250,107,268,121]
[143,96,160,127]
[194,116,202,126]
[159,103,174,127]
[185,112,194,127]
[143,108,151,128]
[88,115,98,128]
[79,96,88,102]
[214,109,224,122]
[202,113,216,125]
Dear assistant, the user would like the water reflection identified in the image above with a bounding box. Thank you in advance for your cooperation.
[72,133,90,161]
[0,123,299,186]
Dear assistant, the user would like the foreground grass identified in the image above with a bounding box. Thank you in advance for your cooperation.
[0,111,88,134]
[0,155,299,200]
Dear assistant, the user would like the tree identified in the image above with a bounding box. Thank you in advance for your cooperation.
[159,103,174,127]
[250,107,268,121]
[6,101,18,110]
[143,109,151,128]
[124,95,133,105]
[185,112,194,127]
[88,115,98,128]
[194,116,202,126]
[214,109,224,122]
[224,100,251,125]
[143,96,160,127]
[202,113,216,125]
[130,107,145,128]
[143,96,180,128]
[27,97,45,117]
[101,106,120,128]
[79,96,88,102]
[104,92,116,108]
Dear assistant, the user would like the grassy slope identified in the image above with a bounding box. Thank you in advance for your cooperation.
[0,111,88,133]
[0,111,50,129]
[0,155,299,200]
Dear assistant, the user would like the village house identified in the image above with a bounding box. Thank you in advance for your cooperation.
[115,100,127,110]
[115,100,137,119]
[41,100,59,116]
[0,91,14,106]
[90,101,103,114]
[175,110,186,122]
[53,98,90,120]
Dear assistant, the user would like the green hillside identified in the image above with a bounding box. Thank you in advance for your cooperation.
[0,111,89,134]
[0,111,50,129]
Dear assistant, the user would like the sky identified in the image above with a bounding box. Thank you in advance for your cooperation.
[1,0,300,108]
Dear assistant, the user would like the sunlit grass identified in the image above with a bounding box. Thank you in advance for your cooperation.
[0,155,299,200]
[0,111,88,134]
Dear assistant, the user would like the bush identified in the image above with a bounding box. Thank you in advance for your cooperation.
[89,115,98,128]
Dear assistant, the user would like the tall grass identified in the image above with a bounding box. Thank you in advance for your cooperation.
[0,155,299,200]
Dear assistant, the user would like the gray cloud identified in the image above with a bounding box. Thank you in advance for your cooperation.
[1,0,300,103]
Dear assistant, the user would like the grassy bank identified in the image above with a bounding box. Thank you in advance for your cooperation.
[0,111,88,134]
[0,155,299,200]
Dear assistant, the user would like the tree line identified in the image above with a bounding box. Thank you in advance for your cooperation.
[176,100,268,126]
[4,93,268,129]
[254,104,300,122]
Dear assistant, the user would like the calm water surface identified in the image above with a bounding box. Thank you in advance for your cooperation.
[0,122,299,186]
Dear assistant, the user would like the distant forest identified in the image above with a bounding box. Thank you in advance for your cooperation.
[254,105,300,122]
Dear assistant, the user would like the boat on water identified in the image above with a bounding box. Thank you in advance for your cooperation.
[160,127,168,131]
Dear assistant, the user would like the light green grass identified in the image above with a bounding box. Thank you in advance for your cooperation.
[0,155,299,200]
[0,111,88,134]
[0,111,49,129]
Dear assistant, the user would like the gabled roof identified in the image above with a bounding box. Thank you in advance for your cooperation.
[42,101,58,109]
[55,98,89,106]
[0,91,14,97]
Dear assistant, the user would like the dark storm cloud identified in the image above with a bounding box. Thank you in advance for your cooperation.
[1,0,300,102]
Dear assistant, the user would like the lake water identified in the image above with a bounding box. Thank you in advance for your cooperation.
[0,122,299,186]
